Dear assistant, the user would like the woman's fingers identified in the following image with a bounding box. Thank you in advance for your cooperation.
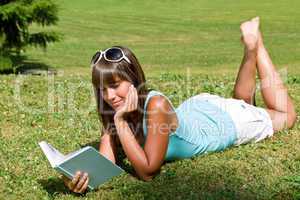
[78,177,89,194]
[61,171,89,194]
[125,85,132,111]
[123,86,131,110]
[74,173,88,193]
[70,171,81,190]
[129,85,137,111]
[131,85,138,111]
[129,85,133,111]
[133,86,138,109]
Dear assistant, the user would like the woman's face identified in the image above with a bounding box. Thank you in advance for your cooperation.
[101,77,132,111]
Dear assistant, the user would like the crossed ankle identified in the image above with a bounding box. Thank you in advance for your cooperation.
[244,47,258,56]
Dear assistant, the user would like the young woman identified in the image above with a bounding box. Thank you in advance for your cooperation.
[63,17,297,193]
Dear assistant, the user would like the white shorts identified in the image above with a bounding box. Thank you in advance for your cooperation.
[197,93,274,146]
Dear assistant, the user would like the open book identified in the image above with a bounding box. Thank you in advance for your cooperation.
[39,141,124,190]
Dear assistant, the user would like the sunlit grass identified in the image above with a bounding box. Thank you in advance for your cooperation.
[1,0,300,199]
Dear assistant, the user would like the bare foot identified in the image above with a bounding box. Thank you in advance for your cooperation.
[240,17,260,51]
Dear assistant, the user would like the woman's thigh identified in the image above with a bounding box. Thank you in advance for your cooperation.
[232,105,274,146]
[265,109,289,132]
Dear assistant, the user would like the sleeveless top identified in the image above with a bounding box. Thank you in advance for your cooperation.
[142,90,237,161]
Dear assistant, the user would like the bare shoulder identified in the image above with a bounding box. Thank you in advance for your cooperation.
[146,95,178,131]
[146,95,174,112]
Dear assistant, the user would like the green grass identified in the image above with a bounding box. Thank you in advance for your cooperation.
[1,0,300,199]
[26,0,300,74]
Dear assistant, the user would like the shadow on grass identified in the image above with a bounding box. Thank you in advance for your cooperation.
[37,177,92,198]
[79,141,260,199]
[37,177,70,197]
[39,140,296,199]
[37,140,297,199]
[15,61,56,75]
[0,53,56,75]
[111,162,260,200]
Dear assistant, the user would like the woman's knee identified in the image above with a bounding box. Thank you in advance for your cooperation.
[268,109,296,131]
[233,86,256,104]
[233,90,251,103]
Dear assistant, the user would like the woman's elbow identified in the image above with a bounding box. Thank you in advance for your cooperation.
[138,169,158,181]
[140,174,154,181]
[137,161,162,181]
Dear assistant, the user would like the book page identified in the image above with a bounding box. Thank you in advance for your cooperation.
[39,141,66,168]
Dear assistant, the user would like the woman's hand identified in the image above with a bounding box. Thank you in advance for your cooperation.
[114,84,138,120]
[62,171,89,194]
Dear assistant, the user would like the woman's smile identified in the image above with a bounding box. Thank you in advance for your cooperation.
[112,100,124,108]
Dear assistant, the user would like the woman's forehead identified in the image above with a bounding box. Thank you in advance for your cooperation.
[101,75,122,86]
[93,65,127,87]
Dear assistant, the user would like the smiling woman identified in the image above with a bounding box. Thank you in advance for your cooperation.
[62,17,297,194]
[91,46,149,139]
[100,78,129,110]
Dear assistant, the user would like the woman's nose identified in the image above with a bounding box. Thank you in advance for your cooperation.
[106,88,116,100]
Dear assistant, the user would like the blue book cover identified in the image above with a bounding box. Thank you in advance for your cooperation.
[39,141,124,190]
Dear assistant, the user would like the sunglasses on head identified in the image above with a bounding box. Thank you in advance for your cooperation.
[91,47,131,65]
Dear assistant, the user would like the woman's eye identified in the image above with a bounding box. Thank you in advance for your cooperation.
[100,83,119,92]
[111,83,119,88]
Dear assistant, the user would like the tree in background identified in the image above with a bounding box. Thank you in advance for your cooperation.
[0,0,60,72]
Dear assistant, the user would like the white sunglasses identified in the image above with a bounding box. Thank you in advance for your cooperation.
[91,47,131,65]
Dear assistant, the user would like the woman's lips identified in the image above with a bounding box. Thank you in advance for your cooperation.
[112,100,123,107]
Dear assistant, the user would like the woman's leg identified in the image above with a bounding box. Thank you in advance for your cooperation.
[256,31,297,131]
[233,17,260,105]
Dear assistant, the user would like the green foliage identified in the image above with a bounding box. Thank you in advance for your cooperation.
[0,0,59,52]
[0,0,60,73]
[0,53,13,72]
[283,176,300,199]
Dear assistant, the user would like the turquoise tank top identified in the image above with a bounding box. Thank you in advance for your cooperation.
[142,90,237,161]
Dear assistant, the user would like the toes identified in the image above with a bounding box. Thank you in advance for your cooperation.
[251,17,260,28]
[240,21,250,31]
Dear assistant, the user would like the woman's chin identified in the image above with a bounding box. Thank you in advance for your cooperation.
[112,102,124,110]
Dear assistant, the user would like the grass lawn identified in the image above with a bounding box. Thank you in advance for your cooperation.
[1,0,300,199]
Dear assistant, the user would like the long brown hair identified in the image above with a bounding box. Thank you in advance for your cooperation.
[91,46,150,146]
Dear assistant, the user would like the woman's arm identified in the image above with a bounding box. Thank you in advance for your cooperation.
[114,95,177,181]
[99,130,117,164]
